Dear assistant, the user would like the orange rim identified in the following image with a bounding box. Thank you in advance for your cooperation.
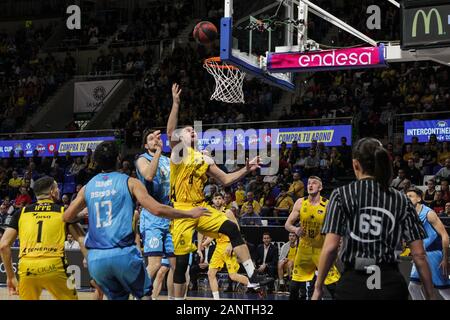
[204,56,240,70]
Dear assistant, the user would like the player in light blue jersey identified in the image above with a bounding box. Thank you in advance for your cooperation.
[406,188,450,300]
[136,129,175,287]
[63,141,210,300]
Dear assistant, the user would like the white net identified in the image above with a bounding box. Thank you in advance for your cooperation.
[203,57,246,104]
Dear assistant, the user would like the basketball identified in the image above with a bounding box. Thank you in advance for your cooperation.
[193,21,218,44]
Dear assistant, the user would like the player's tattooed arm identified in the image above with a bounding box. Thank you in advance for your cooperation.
[167,83,182,149]
[206,156,261,187]
[63,186,87,223]
[129,178,210,219]
[285,198,303,236]
[0,227,19,295]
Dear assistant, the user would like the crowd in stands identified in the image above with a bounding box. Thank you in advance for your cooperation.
[279,62,450,139]
[0,25,73,133]
[63,15,118,49]
[113,3,190,45]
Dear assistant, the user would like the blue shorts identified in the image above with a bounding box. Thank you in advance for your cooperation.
[88,246,152,300]
[410,250,450,289]
[141,226,174,257]
[161,257,170,268]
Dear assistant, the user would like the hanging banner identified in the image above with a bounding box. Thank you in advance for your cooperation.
[267,45,386,73]
[74,80,123,113]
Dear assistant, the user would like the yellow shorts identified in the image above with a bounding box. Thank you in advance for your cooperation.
[291,244,340,285]
[209,242,240,274]
[170,202,228,255]
[18,257,78,300]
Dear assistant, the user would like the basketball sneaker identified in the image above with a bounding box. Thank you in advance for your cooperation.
[247,273,274,289]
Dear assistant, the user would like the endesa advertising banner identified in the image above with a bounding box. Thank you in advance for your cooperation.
[404,119,450,143]
[0,136,115,158]
[267,45,387,73]
[160,125,352,152]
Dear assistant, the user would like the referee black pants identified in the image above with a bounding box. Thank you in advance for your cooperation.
[335,265,409,300]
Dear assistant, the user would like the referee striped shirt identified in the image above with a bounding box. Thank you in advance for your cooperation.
[322,179,426,264]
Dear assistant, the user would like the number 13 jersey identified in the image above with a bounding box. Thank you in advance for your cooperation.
[85,172,135,249]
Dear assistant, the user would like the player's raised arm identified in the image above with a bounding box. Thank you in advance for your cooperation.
[166,83,182,149]
[285,198,302,236]
[426,210,449,278]
[129,177,210,219]
[137,130,162,182]
[207,156,261,187]
[63,187,87,223]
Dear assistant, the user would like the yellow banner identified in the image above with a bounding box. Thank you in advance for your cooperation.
[58,140,106,153]
[276,130,334,144]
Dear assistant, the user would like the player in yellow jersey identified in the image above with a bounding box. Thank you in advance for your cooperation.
[285,176,340,300]
[0,176,83,300]
[201,193,249,300]
[166,84,273,299]
[277,232,298,292]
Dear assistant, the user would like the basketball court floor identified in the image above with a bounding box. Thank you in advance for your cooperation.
[0,286,290,300]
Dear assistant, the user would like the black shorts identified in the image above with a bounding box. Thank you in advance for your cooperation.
[335,265,409,300]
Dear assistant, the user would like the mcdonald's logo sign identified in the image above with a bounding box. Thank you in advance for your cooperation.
[411,8,444,37]
[402,3,450,49]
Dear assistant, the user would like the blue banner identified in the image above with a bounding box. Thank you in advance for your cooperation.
[0,136,115,158]
[160,125,352,152]
[404,119,450,143]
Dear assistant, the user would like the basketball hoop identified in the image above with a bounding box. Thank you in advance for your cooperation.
[203,57,246,104]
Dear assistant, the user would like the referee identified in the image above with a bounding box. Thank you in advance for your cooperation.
[312,138,435,300]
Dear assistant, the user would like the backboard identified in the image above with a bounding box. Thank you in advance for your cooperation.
[220,0,296,91]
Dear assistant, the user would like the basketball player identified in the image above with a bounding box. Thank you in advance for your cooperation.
[406,188,450,299]
[202,193,249,300]
[285,176,340,300]
[277,232,298,292]
[63,141,210,300]
[0,176,83,300]
[136,129,175,289]
[167,83,272,300]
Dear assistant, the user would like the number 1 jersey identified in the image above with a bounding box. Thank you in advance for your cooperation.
[8,199,66,259]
